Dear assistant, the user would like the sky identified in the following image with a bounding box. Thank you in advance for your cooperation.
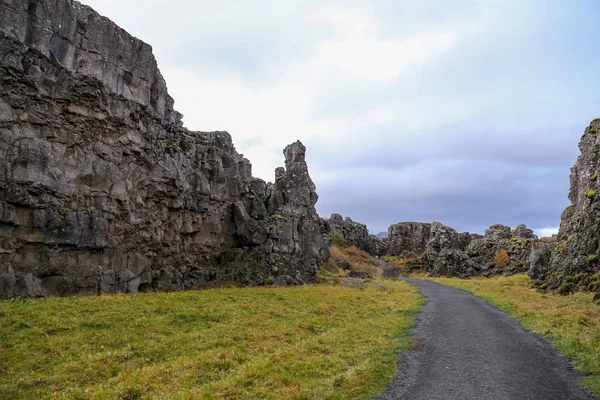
[84,0,600,236]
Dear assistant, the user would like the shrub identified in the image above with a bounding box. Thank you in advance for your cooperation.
[331,232,347,247]
[588,254,599,263]
[382,263,401,279]
[494,249,510,269]
[329,245,381,278]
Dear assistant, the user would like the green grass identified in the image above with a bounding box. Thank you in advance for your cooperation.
[0,281,423,399]
[428,274,600,396]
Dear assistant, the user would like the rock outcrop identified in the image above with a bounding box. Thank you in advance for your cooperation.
[387,222,432,258]
[386,220,540,278]
[422,222,473,277]
[0,0,321,298]
[320,214,388,256]
[467,224,539,276]
[530,119,600,299]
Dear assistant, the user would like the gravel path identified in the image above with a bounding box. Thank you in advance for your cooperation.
[379,279,597,400]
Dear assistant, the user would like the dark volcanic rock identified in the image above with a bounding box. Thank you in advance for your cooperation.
[528,243,555,283]
[0,0,321,298]
[320,213,388,256]
[484,224,512,240]
[422,222,474,277]
[414,221,539,278]
[387,222,432,258]
[467,224,539,276]
[531,119,600,294]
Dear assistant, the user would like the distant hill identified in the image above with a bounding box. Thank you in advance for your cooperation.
[377,232,388,238]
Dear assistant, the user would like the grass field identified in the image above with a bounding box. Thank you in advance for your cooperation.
[0,280,422,399]
[429,274,600,396]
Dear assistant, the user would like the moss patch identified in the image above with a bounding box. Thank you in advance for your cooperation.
[586,189,597,201]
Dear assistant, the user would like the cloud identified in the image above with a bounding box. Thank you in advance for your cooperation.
[81,0,600,235]
[312,12,458,84]
[535,228,559,238]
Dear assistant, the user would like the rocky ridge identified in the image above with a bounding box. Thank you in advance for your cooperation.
[382,221,538,278]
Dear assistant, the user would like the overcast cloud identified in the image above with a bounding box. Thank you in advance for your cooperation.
[84,0,600,235]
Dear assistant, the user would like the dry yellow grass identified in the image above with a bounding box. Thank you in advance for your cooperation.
[329,245,382,278]
[429,274,600,395]
[0,281,423,399]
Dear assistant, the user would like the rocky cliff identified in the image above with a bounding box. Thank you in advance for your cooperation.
[0,0,321,298]
[529,119,600,300]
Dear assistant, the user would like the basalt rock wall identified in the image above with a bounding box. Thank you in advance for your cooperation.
[529,119,600,300]
[0,0,321,298]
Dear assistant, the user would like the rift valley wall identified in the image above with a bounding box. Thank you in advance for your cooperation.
[0,0,321,298]
[530,119,600,299]
[1,0,597,300]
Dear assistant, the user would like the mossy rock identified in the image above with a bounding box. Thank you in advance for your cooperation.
[586,189,597,200]
[264,276,275,286]
[558,282,577,296]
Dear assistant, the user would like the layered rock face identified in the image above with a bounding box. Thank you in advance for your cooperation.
[320,213,388,256]
[530,120,600,298]
[0,0,321,298]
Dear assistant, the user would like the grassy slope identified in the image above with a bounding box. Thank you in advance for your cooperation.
[0,281,422,400]
[429,274,600,395]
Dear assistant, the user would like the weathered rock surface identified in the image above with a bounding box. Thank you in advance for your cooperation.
[466,224,539,276]
[387,222,432,258]
[422,222,474,277]
[320,214,388,256]
[530,119,600,298]
[0,0,321,298]
[387,221,540,278]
